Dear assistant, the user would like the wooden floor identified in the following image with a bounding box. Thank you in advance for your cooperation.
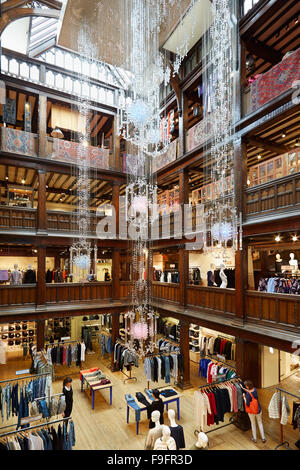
[0,346,299,450]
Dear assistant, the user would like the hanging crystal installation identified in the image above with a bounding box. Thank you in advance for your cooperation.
[202,0,242,253]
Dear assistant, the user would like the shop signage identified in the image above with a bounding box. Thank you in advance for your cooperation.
[61,336,71,341]
[21,415,42,425]
[15,369,30,375]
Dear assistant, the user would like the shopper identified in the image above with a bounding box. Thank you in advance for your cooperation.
[62,377,73,418]
[147,389,164,429]
[241,380,266,444]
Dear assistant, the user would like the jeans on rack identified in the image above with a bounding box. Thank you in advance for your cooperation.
[125,394,141,422]
[11,383,19,416]
[164,356,171,384]
[5,384,11,421]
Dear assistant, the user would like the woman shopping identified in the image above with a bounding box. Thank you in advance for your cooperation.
[241,380,266,444]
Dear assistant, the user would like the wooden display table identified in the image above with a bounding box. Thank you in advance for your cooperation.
[80,370,113,410]
[125,389,182,435]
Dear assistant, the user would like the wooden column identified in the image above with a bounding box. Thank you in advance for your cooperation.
[112,182,120,239]
[178,245,188,306]
[36,320,45,351]
[178,90,189,157]
[179,168,189,238]
[178,320,192,389]
[38,94,47,158]
[111,312,120,371]
[37,169,47,233]
[234,138,248,321]
[236,338,262,388]
[37,245,46,307]
[112,248,120,300]
[113,116,120,171]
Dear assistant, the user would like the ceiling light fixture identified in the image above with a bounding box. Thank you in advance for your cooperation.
[275,235,281,242]
[292,235,298,242]
[51,127,64,139]
[257,154,262,160]
[21,179,25,184]
[281,130,286,138]
[296,138,299,147]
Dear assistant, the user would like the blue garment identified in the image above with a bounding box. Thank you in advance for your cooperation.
[245,388,261,413]
[125,394,141,422]
[17,387,24,429]
[199,358,211,378]
[5,384,11,421]
[11,383,19,417]
[38,399,50,418]
[27,381,33,402]
[69,420,76,447]
[267,277,276,293]
[145,389,155,402]
[41,429,53,450]
[164,356,171,384]
[106,336,112,354]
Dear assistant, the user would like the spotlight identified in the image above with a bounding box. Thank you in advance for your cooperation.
[5,176,8,180]
[269,348,274,354]
[247,179,250,185]
[257,154,262,160]
[282,130,286,138]
[295,16,299,24]
[292,235,298,242]
[275,235,281,242]
[21,179,25,184]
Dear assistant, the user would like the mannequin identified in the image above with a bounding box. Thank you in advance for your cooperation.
[24,264,36,284]
[219,263,227,288]
[275,253,283,273]
[145,410,163,450]
[0,339,7,364]
[289,253,298,273]
[10,264,22,285]
[207,264,217,287]
[190,431,209,450]
[154,425,176,451]
[168,409,185,450]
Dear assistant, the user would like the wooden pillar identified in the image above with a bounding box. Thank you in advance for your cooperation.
[179,168,189,238]
[36,320,45,351]
[112,248,120,300]
[112,182,120,239]
[178,320,192,389]
[234,138,247,321]
[178,90,189,157]
[54,252,60,270]
[38,94,47,158]
[37,245,46,307]
[178,245,188,306]
[37,169,47,233]
[111,312,120,371]
[236,338,261,388]
[113,116,120,171]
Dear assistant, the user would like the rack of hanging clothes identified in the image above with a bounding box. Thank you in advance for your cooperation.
[198,333,236,361]
[189,267,202,285]
[193,378,243,436]
[0,417,75,450]
[0,373,52,429]
[44,339,86,369]
[113,341,139,383]
[198,356,236,384]
[268,387,300,450]
[98,330,113,357]
[258,276,300,294]
[144,350,183,389]
[153,269,180,284]
[30,345,54,380]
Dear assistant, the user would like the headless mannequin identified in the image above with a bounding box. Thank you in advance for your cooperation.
[154,425,176,451]
[289,253,298,273]
[207,263,217,287]
[219,263,227,288]
[10,264,22,285]
[192,431,209,450]
[145,411,163,450]
[168,409,186,450]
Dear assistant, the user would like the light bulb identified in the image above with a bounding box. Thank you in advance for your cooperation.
[275,235,281,242]
[269,347,274,354]
[257,155,261,160]
[292,235,298,242]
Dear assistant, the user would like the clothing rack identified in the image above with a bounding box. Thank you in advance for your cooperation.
[145,351,181,389]
[194,378,241,436]
[204,355,236,370]
[0,372,50,385]
[274,387,300,450]
[0,417,71,438]
[45,339,81,347]
[114,340,138,383]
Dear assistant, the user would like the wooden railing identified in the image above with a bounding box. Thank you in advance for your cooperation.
[246,173,300,218]
[120,281,132,299]
[45,282,113,304]
[186,285,236,316]
[0,285,36,306]
[245,291,300,329]
[47,211,102,234]
[152,281,180,304]
[0,207,37,230]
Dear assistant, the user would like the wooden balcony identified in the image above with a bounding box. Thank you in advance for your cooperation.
[45,282,113,304]
[245,291,300,330]
[245,173,300,221]
[186,285,236,316]
[0,285,36,306]
[152,281,180,304]
[120,281,132,299]
[0,127,38,157]
[0,206,36,231]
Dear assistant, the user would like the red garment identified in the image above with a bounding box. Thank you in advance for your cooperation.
[207,391,217,426]
[220,339,227,355]
[207,362,214,384]
[63,347,66,365]
[79,367,99,380]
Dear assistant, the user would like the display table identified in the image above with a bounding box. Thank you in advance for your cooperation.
[80,370,113,409]
[125,390,182,435]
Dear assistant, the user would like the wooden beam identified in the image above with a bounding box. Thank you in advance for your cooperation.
[247,136,288,154]
[0,7,61,35]
[245,38,283,65]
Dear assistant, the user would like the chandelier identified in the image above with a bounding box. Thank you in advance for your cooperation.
[202,0,242,253]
